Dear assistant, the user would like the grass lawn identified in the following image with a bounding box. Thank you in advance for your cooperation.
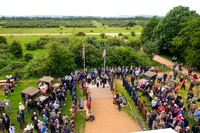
[124,34,141,41]
[0,25,143,34]
[75,82,86,133]
[0,78,86,133]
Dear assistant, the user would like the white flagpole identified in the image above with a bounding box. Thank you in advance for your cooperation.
[84,43,85,73]
[104,43,106,73]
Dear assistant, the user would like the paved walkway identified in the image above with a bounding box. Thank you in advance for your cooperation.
[153,54,200,81]
[84,84,141,133]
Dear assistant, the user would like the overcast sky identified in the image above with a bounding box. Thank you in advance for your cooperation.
[0,0,199,16]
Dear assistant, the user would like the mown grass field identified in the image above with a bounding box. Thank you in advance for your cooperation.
[115,63,200,131]
[0,25,143,34]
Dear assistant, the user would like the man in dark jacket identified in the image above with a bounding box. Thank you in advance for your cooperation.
[117,96,122,112]
[2,113,10,132]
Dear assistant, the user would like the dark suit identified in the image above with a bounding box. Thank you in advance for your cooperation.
[2,114,10,131]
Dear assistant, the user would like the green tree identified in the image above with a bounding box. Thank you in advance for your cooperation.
[9,40,23,58]
[48,42,76,75]
[131,31,135,36]
[153,6,198,53]
[141,16,160,42]
[127,21,136,27]
[172,16,200,67]
[127,40,142,50]
[100,33,105,38]
[24,52,33,61]
[143,41,159,60]
[0,36,7,44]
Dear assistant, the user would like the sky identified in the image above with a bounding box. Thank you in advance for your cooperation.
[0,0,199,16]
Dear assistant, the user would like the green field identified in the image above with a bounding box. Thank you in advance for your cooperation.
[0,25,143,34]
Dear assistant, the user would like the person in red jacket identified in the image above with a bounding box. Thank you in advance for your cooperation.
[158,105,165,113]
[155,66,159,73]
[180,78,186,90]
[175,86,179,93]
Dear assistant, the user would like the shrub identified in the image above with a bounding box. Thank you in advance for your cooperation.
[90,30,93,32]
[75,32,86,36]
[36,37,50,49]
[123,36,129,39]
[118,33,123,36]
[24,52,33,61]
[131,31,135,36]
[100,33,105,39]
[24,41,37,50]
[0,36,7,44]
[9,40,23,58]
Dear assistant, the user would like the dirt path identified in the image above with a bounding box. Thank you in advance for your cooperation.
[153,54,200,81]
[84,84,141,133]
[0,32,141,36]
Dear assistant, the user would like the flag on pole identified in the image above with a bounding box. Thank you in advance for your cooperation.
[82,45,85,59]
[103,46,106,58]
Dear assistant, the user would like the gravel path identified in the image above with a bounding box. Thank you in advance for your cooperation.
[153,54,200,81]
[0,32,141,36]
[84,84,141,133]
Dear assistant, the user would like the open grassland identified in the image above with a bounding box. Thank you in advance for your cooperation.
[0,25,143,34]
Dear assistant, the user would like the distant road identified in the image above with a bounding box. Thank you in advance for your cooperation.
[0,32,141,37]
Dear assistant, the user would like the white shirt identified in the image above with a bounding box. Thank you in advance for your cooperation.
[19,104,25,110]
[9,126,15,133]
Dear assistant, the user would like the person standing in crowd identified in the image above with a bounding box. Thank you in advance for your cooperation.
[180,78,186,90]
[17,109,24,129]
[194,107,200,123]
[163,72,167,82]
[174,70,178,80]
[188,103,196,119]
[9,123,15,133]
[3,85,9,97]
[117,96,122,112]
[0,118,5,133]
[27,99,34,115]
[189,80,195,91]
[0,101,5,116]
[1,113,10,132]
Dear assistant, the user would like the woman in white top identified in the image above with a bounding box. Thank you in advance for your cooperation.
[19,102,25,117]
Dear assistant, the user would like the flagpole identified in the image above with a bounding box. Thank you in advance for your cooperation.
[83,43,85,73]
[104,43,106,73]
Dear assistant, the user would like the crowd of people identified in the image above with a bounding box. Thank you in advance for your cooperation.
[110,65,200,133]
[0,64,199,133]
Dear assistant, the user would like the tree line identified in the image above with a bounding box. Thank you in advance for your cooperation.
[0,35,153,78]
[141,5,200,68]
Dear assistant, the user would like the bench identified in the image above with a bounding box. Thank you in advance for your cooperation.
[122,93,127,105]
[79,97,84,109]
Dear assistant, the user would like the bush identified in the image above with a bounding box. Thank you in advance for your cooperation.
[9,40,23,58]
[118,33,123,36]
[90,30,93,32]
[75,32,86,36]
[0,36,7,44]
[123,36,129,39]
[131,31,135,36]
[24,52,33,61]
[36,37,50,49]
[100,33,105,39]
[24,41,37,50]
[0,60,25,73]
